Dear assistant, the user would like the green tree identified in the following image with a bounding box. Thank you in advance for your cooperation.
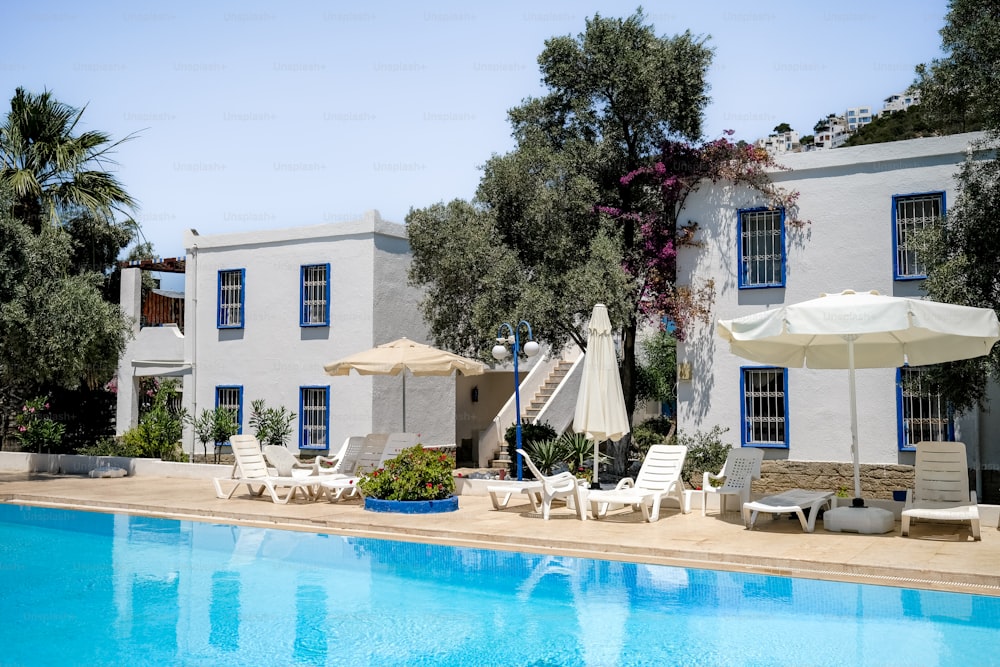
[409,9,713,420]
[0,87,137,232]
[0,210,130,422]
[914,0,998,133]
[636,328,677,408]
[773,122,792,134]
[916,147,1000,413]
[0,88,140,448]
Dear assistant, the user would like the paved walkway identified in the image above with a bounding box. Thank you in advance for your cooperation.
[2,473,997,596]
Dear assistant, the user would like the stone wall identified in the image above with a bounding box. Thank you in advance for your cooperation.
[752,460,915,499]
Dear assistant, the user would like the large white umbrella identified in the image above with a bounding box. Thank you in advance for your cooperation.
[574,304,630,487]
[717,289,1000,499]
[323,337,485,431]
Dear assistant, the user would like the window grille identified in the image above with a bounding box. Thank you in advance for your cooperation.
[742,368,787,446]
[739,208,784,288]
[218,269,244,328]
[215,386,242,434]
[898,367,949,449]
[894,193,943,279]
[300,387,328,449]
[301,264,330,326]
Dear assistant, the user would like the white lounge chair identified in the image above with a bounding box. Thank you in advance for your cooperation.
[213,435,322,504]
[742,488,834,533]
[516,449,588,520]
[700,447,764,516]
[901,441,981,541]
[263,445,325,479]
[587,444,689,522]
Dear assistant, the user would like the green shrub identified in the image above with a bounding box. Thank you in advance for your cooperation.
[558,432,598,482]
[14,396,65,453]
[631,416,675,458]
[358,445,456,501]
[523,438,567,476]
[678,425,731,488]
[504,421,557,479]
[249,399,295,447]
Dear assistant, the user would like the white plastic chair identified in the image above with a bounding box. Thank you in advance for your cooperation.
[516,449,588,520]
[701,447,764,516]
[901,441,980,540]
[213,435,321,504]
[587,444,688,522]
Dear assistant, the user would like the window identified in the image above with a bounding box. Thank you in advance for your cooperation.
[300,263,330,326]
[893,192,944,280]
[217,269,245,328]
[740,367,788,447]
[215,385,243,435]
[738,207,785,289]
[897,367,951,451]
[299,386,329,450]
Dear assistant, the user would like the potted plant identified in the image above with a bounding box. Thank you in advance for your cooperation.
[358,445,458,513]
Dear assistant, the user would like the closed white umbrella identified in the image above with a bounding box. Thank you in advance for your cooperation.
[324,337,485,431]
[717,290,1000,499]
[574,304,630,487]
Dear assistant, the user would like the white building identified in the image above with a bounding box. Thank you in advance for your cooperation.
[812,115,849,150]
[116,211,475,457]
[115,210,583,468]
[883,90,921,115]
[755,130,800,156]
[845,105,875,132]
[675,132,996,497]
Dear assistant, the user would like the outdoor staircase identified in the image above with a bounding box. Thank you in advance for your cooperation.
[489,360,576,469]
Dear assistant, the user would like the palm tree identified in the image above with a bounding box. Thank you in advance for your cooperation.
[0,87,137,232]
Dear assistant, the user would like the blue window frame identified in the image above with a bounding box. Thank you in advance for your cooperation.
[892,191,944,280]
[737,207,786,289]
[299,386,329,450]
[300,263,330,327]
[740,366,788,448]
[896,367,952,451]
[214,385,243,435]
[217,268,245,328]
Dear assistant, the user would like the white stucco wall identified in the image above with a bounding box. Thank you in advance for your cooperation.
[177,210,458,455]
[677,132,988,470]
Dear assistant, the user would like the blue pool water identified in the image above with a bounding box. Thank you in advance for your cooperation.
[1,504,998,666]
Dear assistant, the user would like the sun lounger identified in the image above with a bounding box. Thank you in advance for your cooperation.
[487,480,543,512]
[742,488,834,533]
[901,441,981,540]
[213,435,322,504]
[587,444,689,522]
[516,449,588,520]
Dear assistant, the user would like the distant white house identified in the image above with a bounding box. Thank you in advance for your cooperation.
[883,90,921,115]
[812,115,849,150]
[755,130,800,156]
[115,211,493,458]
[675,132,997,497]
[844,105,875,132]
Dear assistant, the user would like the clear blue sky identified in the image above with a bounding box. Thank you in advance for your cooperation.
[3,0,949,264]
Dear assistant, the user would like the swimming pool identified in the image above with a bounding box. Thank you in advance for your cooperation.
[1,504,997,666]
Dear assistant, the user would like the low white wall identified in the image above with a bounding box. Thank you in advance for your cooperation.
[0,452,230,479]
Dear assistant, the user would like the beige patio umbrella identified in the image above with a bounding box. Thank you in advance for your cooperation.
[574,304,630,488]
[323,337,485,431]
[717,289,1000,500]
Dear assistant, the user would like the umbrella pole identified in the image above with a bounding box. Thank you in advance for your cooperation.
[847,336,862,501]
[402,373,406,432]
[592,439,600,489]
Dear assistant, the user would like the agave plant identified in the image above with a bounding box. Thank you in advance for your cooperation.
[559,432,595,473]
[523,438,567,476]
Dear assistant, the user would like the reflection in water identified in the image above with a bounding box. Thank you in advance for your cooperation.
[1,504,999,667]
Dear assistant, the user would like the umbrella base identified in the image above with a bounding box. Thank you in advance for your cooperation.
[823,506,894,534]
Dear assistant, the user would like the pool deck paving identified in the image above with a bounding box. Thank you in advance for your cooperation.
[2,472,998,597]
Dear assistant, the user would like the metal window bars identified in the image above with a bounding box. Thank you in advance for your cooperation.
[741,209,782,286]
[301,265,328,324]
[301,387,327,448]
[744,368,786,444]
[895,194,942,278]
[900,367,947,447]
[219,270,243,326]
